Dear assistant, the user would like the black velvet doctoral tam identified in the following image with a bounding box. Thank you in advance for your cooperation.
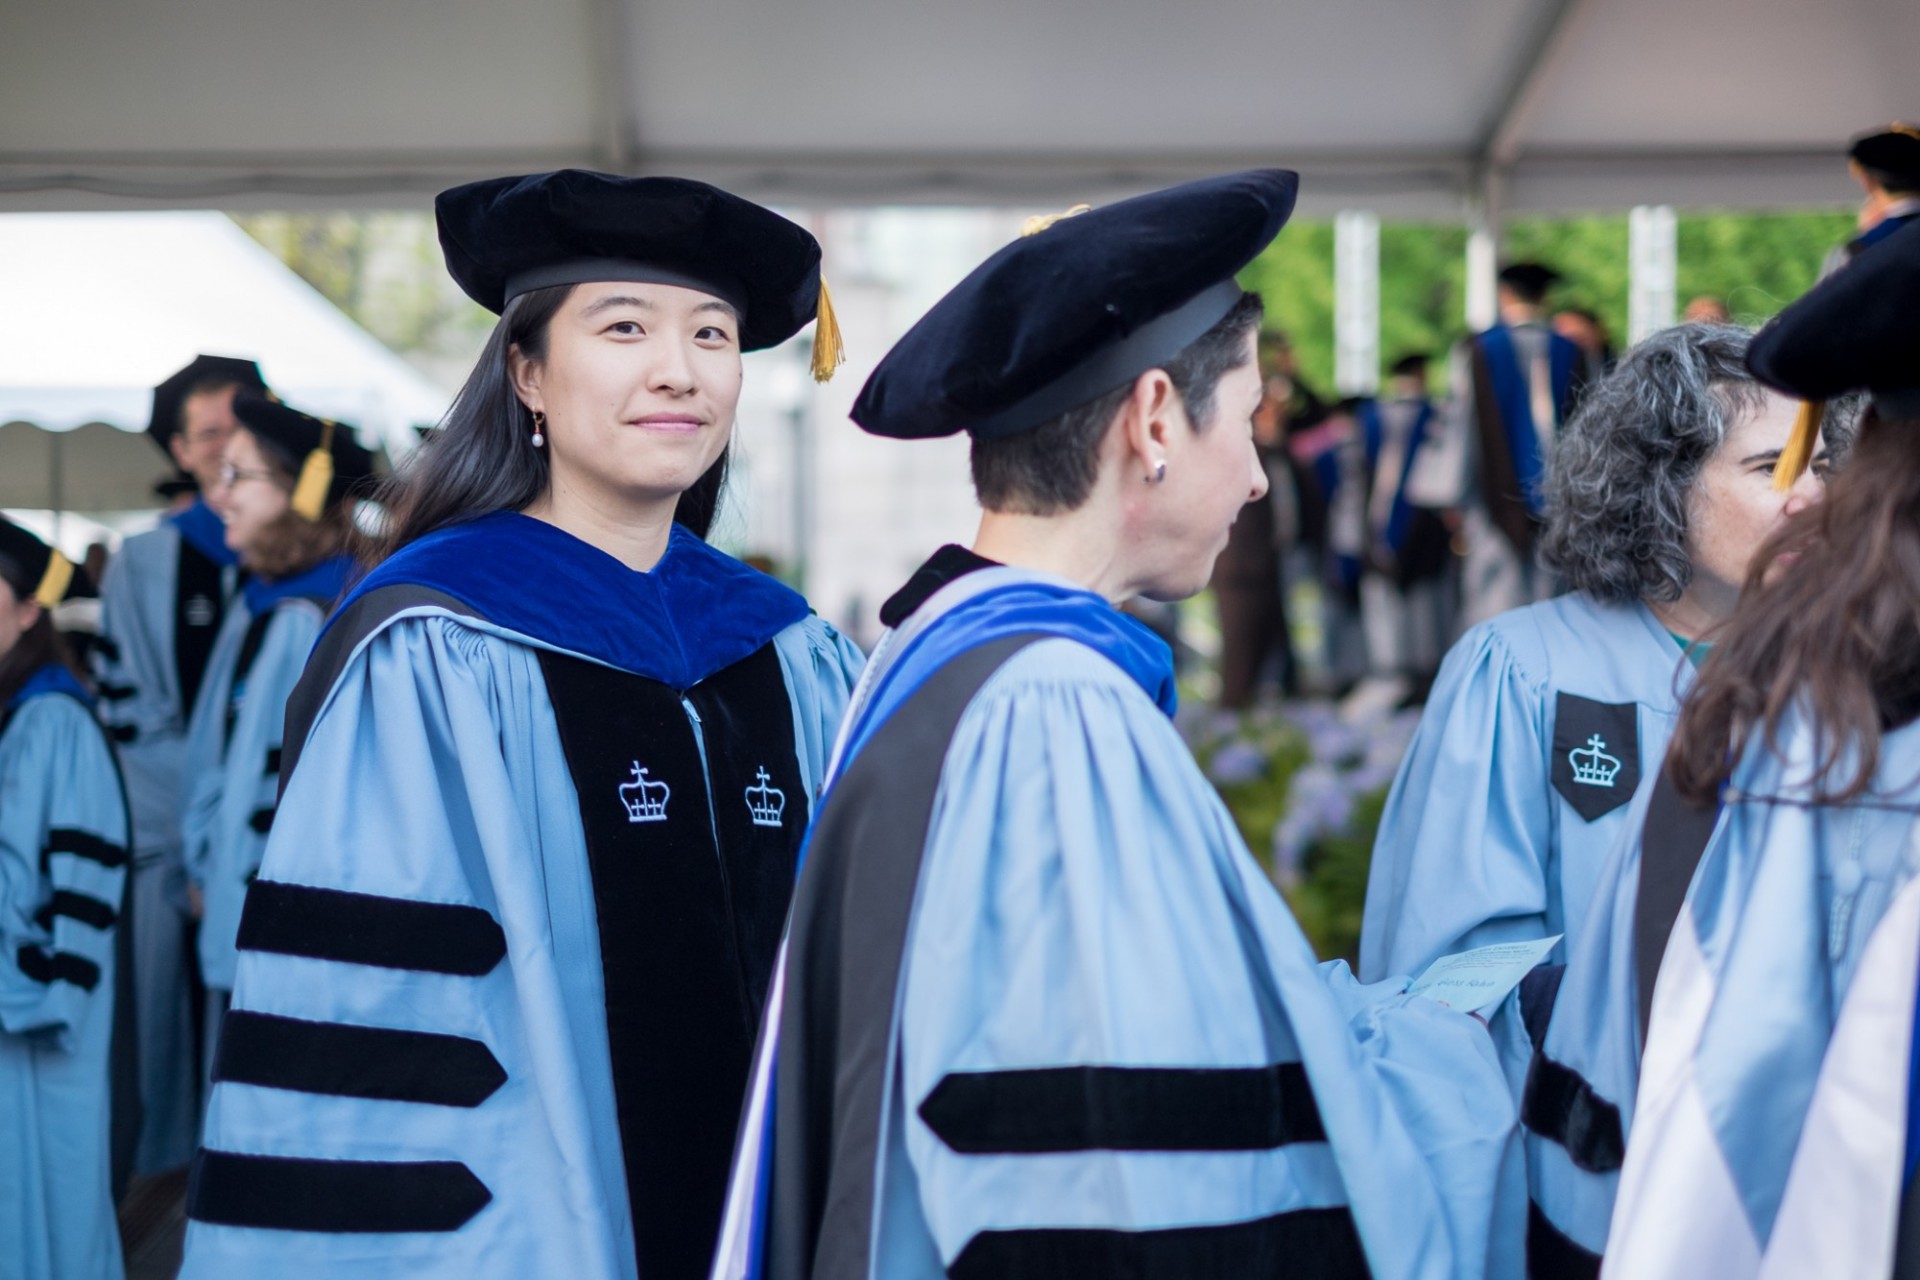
[435,169,823,351]
[147,354,268,454]
[232,390,378,500]
[851,168,1299,441]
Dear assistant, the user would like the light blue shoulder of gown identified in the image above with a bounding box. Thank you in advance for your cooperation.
[0,693,129,1280]
[183,608,859,1279]
[888,637,1524,1280]
[768,614,866,800]
[191,599,328,991]
[1360,594,1689,985]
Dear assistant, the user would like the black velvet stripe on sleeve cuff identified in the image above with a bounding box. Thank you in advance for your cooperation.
[34,889,119,931]
[948,1206,1367,1280]
[237,880,507,976]
[42,828,129,870]
[919,1063,1327,1155]
[188,1149,492,1233]
[214,1011,506,1107]
[1526,1200,1602,1280]
[16,945,101,990]
[1521,1050,1625,1173]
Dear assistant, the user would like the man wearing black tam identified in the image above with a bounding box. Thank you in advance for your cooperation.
[94,354,263,1176]
[714,171,1523,1280]
[1820,122,1920,276]
[1407,259,1583,627]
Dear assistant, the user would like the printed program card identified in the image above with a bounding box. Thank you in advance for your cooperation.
[1406,935,1562,1015]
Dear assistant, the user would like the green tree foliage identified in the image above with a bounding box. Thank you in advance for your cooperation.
[232,212,494,387]
[1240,208,1857,394]
[1675,211,1856,325]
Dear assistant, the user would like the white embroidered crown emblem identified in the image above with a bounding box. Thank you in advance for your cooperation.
[618,763,671,823]
[745,767,786,829]
[1568,735,1622,788]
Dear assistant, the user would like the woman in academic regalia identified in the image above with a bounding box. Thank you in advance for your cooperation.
[0,518,131,1280]
[181,171,864,1280]
[1360,324,1835,987]
[178,391,371,1071]
[1558,223,1920,1279]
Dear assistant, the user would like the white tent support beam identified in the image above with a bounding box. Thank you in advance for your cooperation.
[1334,210,1381,395]
[1480,0,1595,171]
[1628,204,1679,343]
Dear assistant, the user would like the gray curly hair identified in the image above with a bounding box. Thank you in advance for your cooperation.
[1541,324,1780,604]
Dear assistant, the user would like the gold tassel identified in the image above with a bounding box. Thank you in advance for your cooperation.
[1020,203,1092,238]
[810,279,846,384]
[291,420,338,521]
[1772,400,1824,492]
[34,550,73,609]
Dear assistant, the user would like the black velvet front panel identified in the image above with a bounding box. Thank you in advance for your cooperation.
[538,642,802,1280]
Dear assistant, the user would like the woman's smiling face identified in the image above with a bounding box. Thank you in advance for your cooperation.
[511,281,745,512]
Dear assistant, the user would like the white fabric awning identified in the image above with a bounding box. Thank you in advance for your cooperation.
[2,0,1913,217]
[0,211,449,449]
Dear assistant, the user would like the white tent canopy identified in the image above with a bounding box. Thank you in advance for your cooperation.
[2,0,1914,217]
[0,211,449,510]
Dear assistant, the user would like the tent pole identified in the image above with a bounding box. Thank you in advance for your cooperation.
[1465,166,1504,331]
[1334,210,1380,396]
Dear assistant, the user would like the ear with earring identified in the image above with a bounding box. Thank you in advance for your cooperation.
[530,409,546,449]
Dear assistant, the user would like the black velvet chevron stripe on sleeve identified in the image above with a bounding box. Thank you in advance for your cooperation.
[918,1063,1327,1155]
[41,828,130,870]
[1526,1200,1602,1280]
[96,681,138,703]
[247,808,275,834]
[264,746,282,775]
[214,1011,506,1107]
[34,889,119,932]
[1521,1050,1625,1173]
[236,880,507,976]
[188,1150,492,1233]
[17,944,101,991]
[948,1206,1369,1280]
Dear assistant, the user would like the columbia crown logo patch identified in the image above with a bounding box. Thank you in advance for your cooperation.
[618,763,671,823]
[1551,693,1640,821]
[745,767,786,829]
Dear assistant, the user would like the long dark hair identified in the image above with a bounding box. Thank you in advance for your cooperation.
[367,284,730,562]
[0,573,82,713]
[1669,408,1920,803]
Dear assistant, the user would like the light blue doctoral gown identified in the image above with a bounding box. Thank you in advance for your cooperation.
[0,667,132,1280]
[880,636,1526,1280]
[179,588,332,995]
[1361,593,1693,984]
[179,597,861,1279]
[731,565,1524,1280]
[1533,713,1920,1267]
[95,504,239,1170]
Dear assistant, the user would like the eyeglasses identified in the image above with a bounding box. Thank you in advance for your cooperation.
[216,461,278,490]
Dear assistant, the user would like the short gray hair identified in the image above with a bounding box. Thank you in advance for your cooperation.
[1541,324,1768,604]
[971,292,1265,515]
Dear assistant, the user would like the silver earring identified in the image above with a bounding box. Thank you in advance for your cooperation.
[1148,461,1167,484]
[530,410,546,448]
